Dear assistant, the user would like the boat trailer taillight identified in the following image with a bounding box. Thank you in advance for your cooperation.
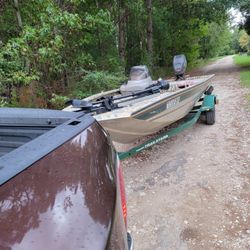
[118,160,127,228]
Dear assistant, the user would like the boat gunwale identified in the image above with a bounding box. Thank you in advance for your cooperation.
[131,75,214,116]
[85,74,214,103]
[94,74,214,120]
[66,74,214,119]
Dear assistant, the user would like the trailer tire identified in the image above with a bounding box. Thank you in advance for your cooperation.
[205,109,215,125]
[205,86,214,95]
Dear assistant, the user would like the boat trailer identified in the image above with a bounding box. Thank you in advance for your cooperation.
[118,87,217,160]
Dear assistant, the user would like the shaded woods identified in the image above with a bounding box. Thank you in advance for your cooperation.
[0,0,246,108]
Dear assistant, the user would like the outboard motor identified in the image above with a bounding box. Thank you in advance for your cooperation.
[120,65,153,95]
[173,54,187,81]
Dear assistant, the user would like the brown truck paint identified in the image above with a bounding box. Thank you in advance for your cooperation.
[0,123,117,250]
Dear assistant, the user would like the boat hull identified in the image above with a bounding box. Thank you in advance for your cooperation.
[96,77,212,143]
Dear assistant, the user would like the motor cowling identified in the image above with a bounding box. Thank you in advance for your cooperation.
[173,54,187,80]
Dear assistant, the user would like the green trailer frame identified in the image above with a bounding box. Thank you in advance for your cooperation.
[118,92,216,160]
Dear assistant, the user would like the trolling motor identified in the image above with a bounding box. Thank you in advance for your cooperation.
[173,54,187,81]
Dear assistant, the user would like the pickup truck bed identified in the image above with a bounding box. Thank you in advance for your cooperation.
[0,108,74,156]
[0,108,94,185]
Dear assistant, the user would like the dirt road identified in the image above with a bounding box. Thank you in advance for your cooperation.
[123,56,250,250]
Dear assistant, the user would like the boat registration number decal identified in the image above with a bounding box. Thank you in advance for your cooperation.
[135,96,181,120]
[166,97,180,110]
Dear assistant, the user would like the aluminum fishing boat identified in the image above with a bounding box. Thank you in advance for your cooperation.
[64,64,214,143]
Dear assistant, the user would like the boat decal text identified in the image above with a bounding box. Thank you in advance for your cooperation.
[166,97,180,110]
[135,96,180,120]
[136,134,169,152]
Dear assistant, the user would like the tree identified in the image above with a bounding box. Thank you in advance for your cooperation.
[199,22,234,59]
[146,0,153,66]
[238,0,250,34]
[0,0,237,107]
[231,28,243,53]
[118,0,127,65]
[239,30,250,52]
[13,0,23,30]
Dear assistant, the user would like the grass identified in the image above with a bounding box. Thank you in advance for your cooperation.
[233,54,250,67]
[239,71,250,88]
[233,55,250,102]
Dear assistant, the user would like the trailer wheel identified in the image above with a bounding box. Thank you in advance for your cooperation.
[205,109,215,125]
[205,86,214,95]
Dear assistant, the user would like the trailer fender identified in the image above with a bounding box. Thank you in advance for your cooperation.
[202,94,216,111]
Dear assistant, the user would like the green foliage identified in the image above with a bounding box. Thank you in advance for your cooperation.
[152,1,203,67]
[236,0,250,35]
[239,30,250,52]
[0,0,238,107]
[231,28,243,53]
[239,71,250,88]
[0,39,38,85]
[199,22,234,59]
[152,0,234,69]
[235,53,250,101]
[125,1,147,69]
[234,55,250,67]
[73,70,126,98]
[0,98,8,107]
[50,94,69,109]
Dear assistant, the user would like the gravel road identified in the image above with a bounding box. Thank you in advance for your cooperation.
[122,56,250,250]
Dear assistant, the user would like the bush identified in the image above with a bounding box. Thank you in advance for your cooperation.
[50,94,69,109]
[0,98,8,107]
[73,71,126,98]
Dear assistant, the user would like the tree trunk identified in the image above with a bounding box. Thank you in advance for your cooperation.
[146,0,153,66]
[95,0,104,58]
[118,0,126,66]
[13,0,22,30]
[0,1,8,13]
